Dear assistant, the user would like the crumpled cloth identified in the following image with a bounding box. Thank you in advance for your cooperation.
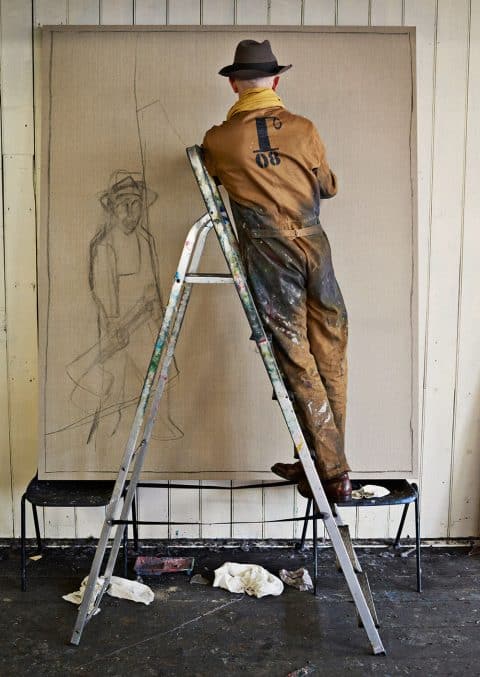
[352,484,390,499]
[279,568,313,592]
[213,562,283,598]
[63,575,154,614]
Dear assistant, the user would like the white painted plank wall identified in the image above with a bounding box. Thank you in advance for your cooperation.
[134,1,167,25]
[1,0,479,541]
[421,0,470,537]
[202,0,234,25]
[449,0,480,538]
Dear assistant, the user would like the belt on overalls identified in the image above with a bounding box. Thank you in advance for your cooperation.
[248,224,323,239]
[245,216,323,240]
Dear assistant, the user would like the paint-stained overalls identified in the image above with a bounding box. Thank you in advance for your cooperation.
[202,106,350,480]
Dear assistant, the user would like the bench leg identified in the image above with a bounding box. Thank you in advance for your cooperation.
[393,504,409,549]
[413,484,422,593]
[32,505,42,554]
[296,498,312,552]
[21,494,27,592]
[313,511,318,596]
[131,491,139,552]
[122,518,129,578]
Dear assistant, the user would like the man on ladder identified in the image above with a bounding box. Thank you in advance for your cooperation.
[71,41,386,654]
[202,39,352,502]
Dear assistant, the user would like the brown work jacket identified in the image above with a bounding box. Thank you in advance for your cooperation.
[202,106,337,231]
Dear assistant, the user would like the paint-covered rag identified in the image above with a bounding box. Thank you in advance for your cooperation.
[352,485,390,499]
[63,575,154,615]
[279,567,314,592]
[213,562,283,598]
[226,87,285,121]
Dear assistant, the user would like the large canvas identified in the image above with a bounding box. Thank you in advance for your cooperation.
[38,26,417,479]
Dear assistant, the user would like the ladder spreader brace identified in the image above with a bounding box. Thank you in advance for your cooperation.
[70,146,386,656]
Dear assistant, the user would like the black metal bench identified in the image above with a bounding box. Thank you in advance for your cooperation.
[298,479,421,592]
[20,476,137,590]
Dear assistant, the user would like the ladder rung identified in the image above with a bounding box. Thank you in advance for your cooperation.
[336,524,362,573]
[356,571,380,628]
[185,273,234,284]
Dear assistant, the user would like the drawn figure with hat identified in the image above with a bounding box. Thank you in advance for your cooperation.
[67,170,181,444]
[202,39,352,502]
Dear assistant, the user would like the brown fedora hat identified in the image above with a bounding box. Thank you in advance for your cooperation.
[219,39,292,79]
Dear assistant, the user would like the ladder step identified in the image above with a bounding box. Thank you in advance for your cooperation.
[336,524,362,573]
[356,571,380,628]
[185,273,233,284]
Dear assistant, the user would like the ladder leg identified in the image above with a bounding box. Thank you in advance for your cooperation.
[71,216,211,645]
[323,512,385,654]
[101,224,212,584]
[188,145,386,655]
[312,511,318,596]
[96,280,195,589]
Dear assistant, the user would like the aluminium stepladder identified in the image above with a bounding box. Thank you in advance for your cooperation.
[70,145,385,655]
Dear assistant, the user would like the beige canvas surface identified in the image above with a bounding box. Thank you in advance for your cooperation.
[38,26,417,479]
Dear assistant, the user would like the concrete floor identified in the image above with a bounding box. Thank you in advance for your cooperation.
[0,543,479,676]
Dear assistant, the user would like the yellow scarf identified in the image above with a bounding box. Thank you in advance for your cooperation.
[226,87,285,121]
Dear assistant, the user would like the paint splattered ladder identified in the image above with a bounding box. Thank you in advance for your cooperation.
[70,146,385,656]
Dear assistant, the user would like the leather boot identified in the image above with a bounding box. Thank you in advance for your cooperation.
[298,472,352,503]
[271,462,305,482]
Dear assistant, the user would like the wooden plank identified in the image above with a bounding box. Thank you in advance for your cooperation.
[34,0,68,25]
[338,0,390,542]
[167,0,200,24]
[64,1,103,538]
[68,0,100,24]
[100,0,133,24]
[3,155,40,537]
[263,482,295,539]
[421,0,470,538]
[0,41,13,536]
[393,0,437,540]
[33,10,74,539]
[137,483,169,539]
[202,0,234,25]
[365,0,405,541]
[371,0,402,26]
[337,0,369,25]
[200,480,231,538]
[3,0,43,542]
[0,0,35,155]
[232,482,263,538]
[303,0,335,25]
[449,0,480,538]
[236,0,268,25]
[134,0,167,24]
[269,0,302,25]
[0,284,12,536]
[34,6,72,538]
[169,481,200,538]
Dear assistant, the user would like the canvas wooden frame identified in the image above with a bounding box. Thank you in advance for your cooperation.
[37,25,417,480]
